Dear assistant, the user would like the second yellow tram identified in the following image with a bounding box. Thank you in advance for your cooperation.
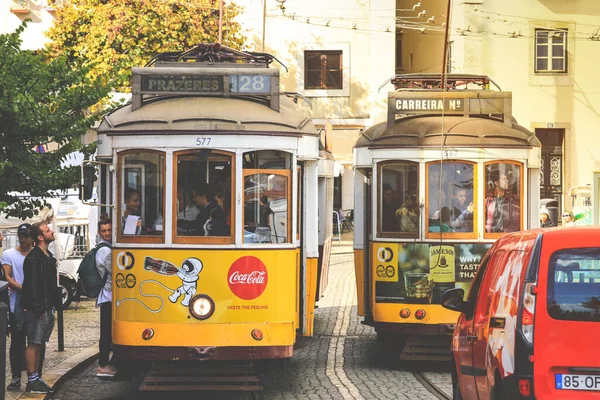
[353,74,542,360]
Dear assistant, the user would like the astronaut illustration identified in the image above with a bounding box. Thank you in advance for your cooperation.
[169,257,203,306]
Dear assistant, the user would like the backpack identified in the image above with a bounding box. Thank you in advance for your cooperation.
[77,243,111,298]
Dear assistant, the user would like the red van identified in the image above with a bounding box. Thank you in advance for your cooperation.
[442,227,600,399]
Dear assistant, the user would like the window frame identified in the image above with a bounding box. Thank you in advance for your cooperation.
[116,149,166,244]
[425,160,478,240]
[483,160,524,240]
[534,29,568,74]
[304,50,343,90]
[242,169,292,245]
[171,149,235,245]
[376,160,420,239]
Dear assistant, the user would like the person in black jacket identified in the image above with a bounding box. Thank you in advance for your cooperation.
[189,184,220,236]
[21,222,57,394]
[540,207,556,228]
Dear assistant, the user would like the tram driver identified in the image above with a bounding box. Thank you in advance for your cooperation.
[187,183,220,236]
[449,186,474,232]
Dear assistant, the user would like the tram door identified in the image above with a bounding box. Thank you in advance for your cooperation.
[536,128,564,215]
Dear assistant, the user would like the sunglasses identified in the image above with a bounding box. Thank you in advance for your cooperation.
[562,214,571,217]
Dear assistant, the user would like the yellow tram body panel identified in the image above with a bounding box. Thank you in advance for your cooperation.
[354,249,366,317]
[112,248,301,347]
[369,242,486,326]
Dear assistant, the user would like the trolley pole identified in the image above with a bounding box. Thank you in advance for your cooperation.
[218,0,223,43]
[440,0,452,86]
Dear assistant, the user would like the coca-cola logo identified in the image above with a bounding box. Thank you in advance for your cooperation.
[227,256,268,300]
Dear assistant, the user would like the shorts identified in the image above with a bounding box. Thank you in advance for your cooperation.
[25,309,55,345]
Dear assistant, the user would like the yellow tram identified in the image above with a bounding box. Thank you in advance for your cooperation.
[85,44,333,363]
[352,74,542,360]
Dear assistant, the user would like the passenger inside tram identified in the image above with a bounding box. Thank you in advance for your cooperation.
[449,186,474,232]
[176,186,200,222]
[381,184,400,232]
[396,194,419,232]
[485,166,520,233]
[204,206,230,236]
[122,187,144,235]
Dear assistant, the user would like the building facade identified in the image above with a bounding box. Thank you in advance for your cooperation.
[397,0,600,218]
[236,0,396,213]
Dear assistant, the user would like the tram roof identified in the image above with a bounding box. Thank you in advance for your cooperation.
[97,95,318,137]
[355,115,541,149]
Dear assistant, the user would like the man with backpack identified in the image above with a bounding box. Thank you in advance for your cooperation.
[95,218,118,378]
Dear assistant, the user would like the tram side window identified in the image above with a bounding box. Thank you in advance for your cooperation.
[378,161,419,236]
[484,162,521,234]
[120,151,164,237]
[427,162,475,233]
[243,151,292,244]
[175,150,233,238]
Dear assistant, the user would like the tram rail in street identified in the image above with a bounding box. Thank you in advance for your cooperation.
[413,372,452,400]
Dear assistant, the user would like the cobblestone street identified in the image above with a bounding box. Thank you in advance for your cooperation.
[51,252,452,399]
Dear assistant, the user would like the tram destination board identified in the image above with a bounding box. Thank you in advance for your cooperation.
[132,66,279,111]
[141,75,223,93]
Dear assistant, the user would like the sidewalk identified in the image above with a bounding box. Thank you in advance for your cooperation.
[331,231,354,254]
[4,297,101,400]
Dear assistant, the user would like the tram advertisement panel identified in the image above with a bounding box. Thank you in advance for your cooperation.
[373,243,491,304]
[113,249,297,323]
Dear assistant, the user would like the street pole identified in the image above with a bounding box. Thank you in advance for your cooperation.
[218,0,223,43]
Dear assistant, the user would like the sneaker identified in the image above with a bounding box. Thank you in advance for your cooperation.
[26,379,51,394]
[7,377,20,391]
[97,364,118,378]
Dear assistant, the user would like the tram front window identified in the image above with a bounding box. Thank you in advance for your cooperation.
[243,151,292,244]
[119,151,165,238]
[174,150,233,239]
[484,162,521,234]
[427,162,475,234]
[378,161,419,237]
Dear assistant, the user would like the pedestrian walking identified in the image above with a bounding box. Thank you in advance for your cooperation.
[22,222,57,394]
[1,223,33,391]
[562,210,576,227]
[95,218,119,378]
[539,207,556,228]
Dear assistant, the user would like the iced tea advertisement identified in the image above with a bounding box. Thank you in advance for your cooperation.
[373,242,491,304]
[113,249,298,323]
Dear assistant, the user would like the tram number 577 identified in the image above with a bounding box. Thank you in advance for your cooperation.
[196,137,212,146]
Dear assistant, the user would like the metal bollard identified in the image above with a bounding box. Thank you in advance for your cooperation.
[0,280,9,400]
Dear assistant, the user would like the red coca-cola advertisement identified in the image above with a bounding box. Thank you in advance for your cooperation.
[227,256,268,300]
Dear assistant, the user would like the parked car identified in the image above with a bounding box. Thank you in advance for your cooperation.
[442,227,600,400]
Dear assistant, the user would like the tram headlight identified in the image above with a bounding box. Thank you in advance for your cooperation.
[189,294,215,320]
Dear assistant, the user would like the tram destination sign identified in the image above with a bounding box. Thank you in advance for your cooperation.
[394,98,464,113]
[132,66,280,111]
[141,75,224,93]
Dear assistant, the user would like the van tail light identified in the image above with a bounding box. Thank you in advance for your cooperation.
[518,379,531,396]
[520,282,536,344]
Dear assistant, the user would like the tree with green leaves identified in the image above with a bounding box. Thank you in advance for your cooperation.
[46,0,246,92]
[0,23,114,218]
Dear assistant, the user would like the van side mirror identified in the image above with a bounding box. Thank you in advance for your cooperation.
[80,165,95,201]
[441,288,469,313]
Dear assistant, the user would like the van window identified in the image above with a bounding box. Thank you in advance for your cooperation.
[472,250,506,321]
[548,248,600,323]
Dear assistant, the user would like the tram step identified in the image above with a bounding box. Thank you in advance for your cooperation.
[143,376,260,383]
[150,366,254,375]
[399,336,452,361]
[139,384,263,392]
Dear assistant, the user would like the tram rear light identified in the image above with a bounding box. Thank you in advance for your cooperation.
[142,328,154,340]
[415,309,426,320]
[518,379,531,396]
[399,308,411,318]
[251,329,263,341]
[189,294,215,320]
